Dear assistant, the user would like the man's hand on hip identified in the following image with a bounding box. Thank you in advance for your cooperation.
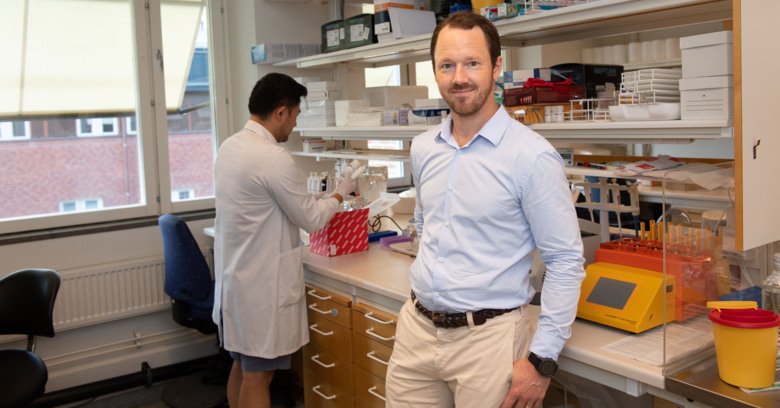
[499,357,550,408]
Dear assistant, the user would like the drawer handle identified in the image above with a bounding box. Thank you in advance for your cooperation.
[309,303,338,317]
[310,354,336,368]
[368,386,386,402]
[309,324,334,336]
[366,350,389,366]
[365,327,394,342]
[365,312,395,325]
[312,385,337,400]
[307,289,331,301]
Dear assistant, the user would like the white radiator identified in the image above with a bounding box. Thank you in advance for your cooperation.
[53,250,213,331]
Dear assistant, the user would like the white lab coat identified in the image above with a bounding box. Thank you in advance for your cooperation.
[213,120,339,358]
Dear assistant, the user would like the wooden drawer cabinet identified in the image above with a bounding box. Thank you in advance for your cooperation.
[352,302,397,348]
[352,332,391,380]
[353,366,387,408]
[307,312,353,362]
[303,283,399,408]
[304,342,354,393]
[304,369,354,408]
[306,284,352,329]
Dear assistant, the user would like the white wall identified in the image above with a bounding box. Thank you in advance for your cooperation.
[0,218,217,392]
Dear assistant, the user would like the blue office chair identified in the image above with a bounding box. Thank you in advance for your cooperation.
[158,213,217,335]
[158,214,226,408]
[0,268,61,408]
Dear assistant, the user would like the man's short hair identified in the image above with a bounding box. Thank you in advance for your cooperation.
[430,12,501,69]
[248,73,308,119]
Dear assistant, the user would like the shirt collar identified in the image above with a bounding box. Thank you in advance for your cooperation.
[437,106,511,148]
[243,120,277,144]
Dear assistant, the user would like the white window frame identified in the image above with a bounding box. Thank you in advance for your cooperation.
[0,120,31,141]
[125,116,138,135]
[76,117,119,137]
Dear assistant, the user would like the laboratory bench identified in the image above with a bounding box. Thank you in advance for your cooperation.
[302,242,780,408]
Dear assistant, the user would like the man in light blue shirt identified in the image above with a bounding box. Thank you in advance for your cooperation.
[385,12,585,408]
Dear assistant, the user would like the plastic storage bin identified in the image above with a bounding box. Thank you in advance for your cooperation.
[345,14,377,48]
[321,20,346,53]
[680,31,733,78]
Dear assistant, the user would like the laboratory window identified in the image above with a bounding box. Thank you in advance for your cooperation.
[0,0,224,233]
[364,66,412,188]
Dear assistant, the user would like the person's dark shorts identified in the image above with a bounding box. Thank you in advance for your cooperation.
[229,351,292,372]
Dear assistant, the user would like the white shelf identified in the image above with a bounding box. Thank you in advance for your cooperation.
[291,151,410,162]
[294,125,430,140]
[294,120,731,142]
[529,119,732,142]
[278,0,731,68]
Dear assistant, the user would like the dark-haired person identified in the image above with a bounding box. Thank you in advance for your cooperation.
[213,72,356,408]
[385,12,585,408]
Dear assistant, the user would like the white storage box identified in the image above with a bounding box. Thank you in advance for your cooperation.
[679,75,733,120]
[680,31,733,78]
[346,107,384,126]
[414,98,449,109]
[383,108,411,126]
[250,43,319,64]
[363,86,428,109]
[306,81,341,92]
[335,100,369,126]
[302,139,327,152]
[297,115,336,127]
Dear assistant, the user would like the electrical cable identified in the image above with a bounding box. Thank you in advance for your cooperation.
[369,215,403,232]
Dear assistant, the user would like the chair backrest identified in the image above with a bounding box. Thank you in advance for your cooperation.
[0,269,60,338]
[158,214,214,311]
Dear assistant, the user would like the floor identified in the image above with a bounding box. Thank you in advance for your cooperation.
[58,373,303,408]
[56,371,677,408]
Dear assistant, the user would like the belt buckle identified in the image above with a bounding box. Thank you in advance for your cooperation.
[431,312,442,327]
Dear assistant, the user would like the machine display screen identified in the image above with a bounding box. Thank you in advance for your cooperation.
[586,277,636,310]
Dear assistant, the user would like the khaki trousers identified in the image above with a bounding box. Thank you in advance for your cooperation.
[386,300,534,408]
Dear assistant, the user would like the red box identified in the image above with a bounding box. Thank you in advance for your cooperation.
[309,209,369,256]
[504,84,586,106]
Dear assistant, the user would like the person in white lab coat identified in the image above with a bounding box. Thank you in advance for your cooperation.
[213,73,356,408]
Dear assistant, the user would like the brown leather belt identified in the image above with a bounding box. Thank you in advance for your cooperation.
[411,292,521,328]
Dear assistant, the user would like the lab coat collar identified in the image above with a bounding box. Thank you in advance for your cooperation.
[243,120,278,144]
[437,105,510,148]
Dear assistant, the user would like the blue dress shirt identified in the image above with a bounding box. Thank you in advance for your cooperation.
[409,106,585,359]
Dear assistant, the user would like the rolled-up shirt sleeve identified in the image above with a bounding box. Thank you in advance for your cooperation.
[520,150,586,360]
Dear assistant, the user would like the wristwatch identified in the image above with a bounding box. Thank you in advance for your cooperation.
[528,352,558,378]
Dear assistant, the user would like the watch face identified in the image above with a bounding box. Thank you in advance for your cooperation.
[539,360,558,377]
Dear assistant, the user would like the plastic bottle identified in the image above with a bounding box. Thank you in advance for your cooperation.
[320,172,329,192]
[307,172,317,193]
[761,253,780,315]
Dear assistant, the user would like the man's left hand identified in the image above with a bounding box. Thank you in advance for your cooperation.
[499,357,550,408]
